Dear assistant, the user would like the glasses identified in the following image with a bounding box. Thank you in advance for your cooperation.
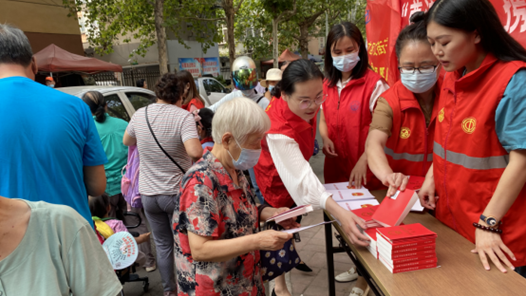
[297,94,327,110]
[398,65,438,74]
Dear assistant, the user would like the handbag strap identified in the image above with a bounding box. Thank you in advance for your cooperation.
[145,105,186,174]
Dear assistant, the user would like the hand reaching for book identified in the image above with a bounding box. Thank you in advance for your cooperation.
[418,168,437,210]
[383,173,408,196]
[471,227,516,273]
[349,154,368,188]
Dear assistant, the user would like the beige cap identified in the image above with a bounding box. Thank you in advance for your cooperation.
[261,68,282,87]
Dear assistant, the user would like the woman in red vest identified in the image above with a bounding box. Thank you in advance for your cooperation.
[320,22,389,189]
[419,0,526,277]
[253,59,372,295]
[366,13,441,197]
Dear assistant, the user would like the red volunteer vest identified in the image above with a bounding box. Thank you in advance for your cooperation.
[434,54,526,266]
[383,79,440,177]
[322,69,383,189]
[254,98,316,208]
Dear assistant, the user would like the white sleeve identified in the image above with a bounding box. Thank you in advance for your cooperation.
[208,90,243,113]
[258,97,270,110]
[369,79,390,113]
[267,134,332,210]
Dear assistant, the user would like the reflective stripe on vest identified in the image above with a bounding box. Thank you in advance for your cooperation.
[384,147,433,162]
[433,142,509,170]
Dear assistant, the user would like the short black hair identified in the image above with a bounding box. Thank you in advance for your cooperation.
[0,24,33,67]
[196,108,214,138]
[136,78,146,87]
[89,194,110,218]
[281,59,324,97]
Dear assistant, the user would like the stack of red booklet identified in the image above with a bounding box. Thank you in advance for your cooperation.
[376,223,437,273]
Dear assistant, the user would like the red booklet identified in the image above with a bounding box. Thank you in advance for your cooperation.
[380,256,437,273]
[377,236,436,251]
[352,205,379,222]
[376,223,437,243]
[371,190,419,227]
[379,248,436,260]
[406,176,425,191]
[380,243,436,254]
[382,254,437,265]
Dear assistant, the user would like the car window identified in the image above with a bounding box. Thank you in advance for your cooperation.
[105,94,130,122]
[126,92,155,111]
[203,79,224,93]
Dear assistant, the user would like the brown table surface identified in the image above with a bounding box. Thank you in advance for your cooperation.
[327,190,526,296]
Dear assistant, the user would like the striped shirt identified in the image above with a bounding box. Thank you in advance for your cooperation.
[127,103,198,196]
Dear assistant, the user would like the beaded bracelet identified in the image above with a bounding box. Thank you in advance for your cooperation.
[473,222,503,234]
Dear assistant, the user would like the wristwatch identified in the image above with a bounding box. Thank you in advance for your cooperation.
[480,214,500,228]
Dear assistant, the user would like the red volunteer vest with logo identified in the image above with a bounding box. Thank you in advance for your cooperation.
[434,54,526,266]
[383,79,440,177]
[254,97,316,208]
[322,69,383,189]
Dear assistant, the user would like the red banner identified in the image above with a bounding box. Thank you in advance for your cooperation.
[366,0,526,85]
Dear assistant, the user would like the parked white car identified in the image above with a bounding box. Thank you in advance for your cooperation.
[58,86,156,122]
[194,77,230,106]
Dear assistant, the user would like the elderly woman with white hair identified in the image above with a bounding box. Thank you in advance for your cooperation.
[173,98,298,296]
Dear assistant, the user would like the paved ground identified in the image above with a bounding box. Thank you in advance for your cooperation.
[122,113,364,296]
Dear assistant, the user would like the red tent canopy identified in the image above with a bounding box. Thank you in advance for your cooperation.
[262,49,301,65]
[34,44,122,73]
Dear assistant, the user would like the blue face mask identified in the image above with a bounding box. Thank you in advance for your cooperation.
[227,138,262,170]
[268,85,275,92]
[332,52,360,73]
[400,71,438,94]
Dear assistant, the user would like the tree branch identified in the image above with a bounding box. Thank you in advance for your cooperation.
[276,0,297,23]
[234,0,245,13]
[179,16,226,22]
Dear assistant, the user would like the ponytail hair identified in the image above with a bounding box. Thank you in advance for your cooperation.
[395,12,428,59]
[82,91,107,123]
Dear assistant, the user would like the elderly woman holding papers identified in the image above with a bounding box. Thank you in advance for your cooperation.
[173,98,300,296]
[253,59,371,296]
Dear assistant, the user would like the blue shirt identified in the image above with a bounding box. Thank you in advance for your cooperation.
[496,69,526,152]
[93,114,128,196]
[0,77,107,226]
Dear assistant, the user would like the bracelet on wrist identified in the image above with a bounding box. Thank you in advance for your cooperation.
[473,222,503,234]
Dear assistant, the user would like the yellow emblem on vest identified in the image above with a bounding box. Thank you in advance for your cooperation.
[438,108,445,123]
[400,127,411,139]
[462,117,477,134]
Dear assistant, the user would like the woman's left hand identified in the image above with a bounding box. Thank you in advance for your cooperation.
[273,207,301,230]
[471,226,516,273]
[349,157,368,188]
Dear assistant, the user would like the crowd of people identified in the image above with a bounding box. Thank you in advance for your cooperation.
[1,0,526,295]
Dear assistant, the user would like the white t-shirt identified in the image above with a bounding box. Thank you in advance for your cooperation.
[208,89,269,112]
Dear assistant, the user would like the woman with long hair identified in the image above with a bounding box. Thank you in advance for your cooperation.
[320,22,389,190]
[175,70,205,112]
[419,0,526,277]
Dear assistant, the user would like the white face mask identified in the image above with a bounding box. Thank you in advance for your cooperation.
[400,71,438,94]
[227,138,261,171]
[332,52,360,73]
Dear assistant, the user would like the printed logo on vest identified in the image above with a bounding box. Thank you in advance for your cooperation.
[461,117,477,134]
[400,127,411,139]
[438,108,445,123]
[350,101,361,111]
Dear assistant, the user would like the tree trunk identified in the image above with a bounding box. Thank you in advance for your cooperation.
[299,24,309,59]
[154,0,168,74]
[224,2,236,70]
[272,18,279,68]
